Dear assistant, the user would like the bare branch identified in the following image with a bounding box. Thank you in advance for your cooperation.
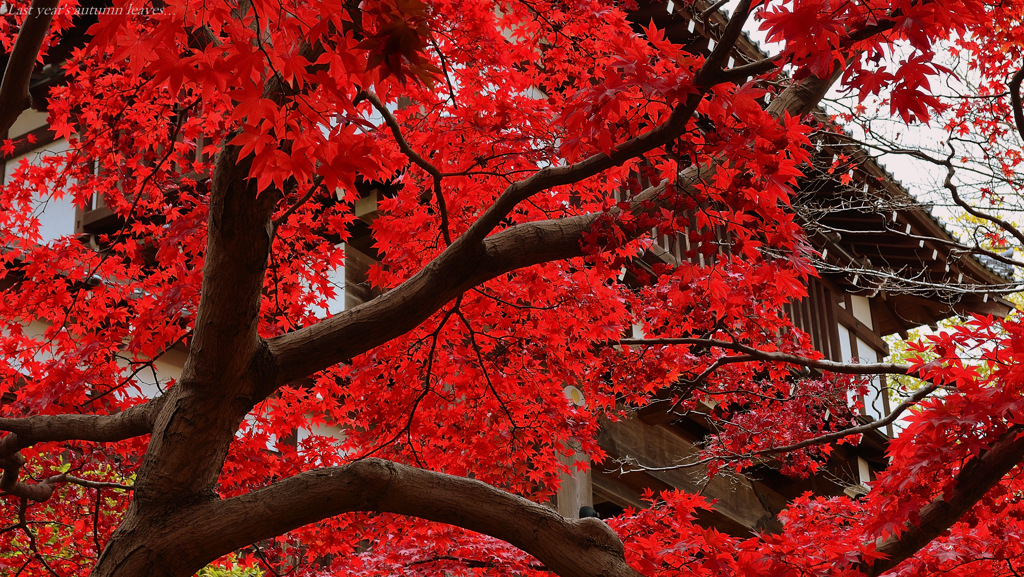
[616,337,911,375]
[0,0,59,136]
[44,474,133,492]
[717,56,781,84]
[697,0,755,83]
[363,90,452,244]
[940,147,1024,248]
[4,496,62,575]
[697,0,731,22]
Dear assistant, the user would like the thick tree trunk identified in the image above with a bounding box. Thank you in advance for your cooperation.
[90,503,217,577]
[92,143,278,576]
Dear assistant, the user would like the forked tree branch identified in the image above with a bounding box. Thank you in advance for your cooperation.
[619,384,938,474]
[272,174,326,228]
[0,0,59,136]
[362,90,453,244]
[939,147,1024,248]
[697,0,755,81]
[457,92,704,249]
[753,384,936,456]
[1,468,134,502]
[121,42,325,502]
[183,459,642,577]
[453,4,773,251]
[0,400,157,501]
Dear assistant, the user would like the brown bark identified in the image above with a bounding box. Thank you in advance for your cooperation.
[80,69,847,577]
[0,400,158,443]
[222,460,643,577]
[87,67,843,577]
[128,145,279,502]
[0,401,158,501]
[92,142,280,573]
[0,0,59,136]
[91,459,644,577]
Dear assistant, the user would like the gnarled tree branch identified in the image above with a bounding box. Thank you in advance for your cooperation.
[1,467,133,502]
[0,398,161,445]
[168,459,642,577]
[0,400,156,501]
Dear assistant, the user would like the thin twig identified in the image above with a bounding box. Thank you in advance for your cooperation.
[940,145,1024,248]
[454,309,522,441]
[272,174,326,227]
[353,297,462,461]
[616,337,911,375]
[362,91,453,245]
[427,32,458,109]
[623,384,937,473]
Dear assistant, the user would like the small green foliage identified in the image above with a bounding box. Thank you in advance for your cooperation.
[196,556,263,577]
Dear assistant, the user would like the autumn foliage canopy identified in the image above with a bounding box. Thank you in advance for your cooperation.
[1,0,1024,575]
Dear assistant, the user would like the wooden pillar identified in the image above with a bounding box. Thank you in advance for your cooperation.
[555,440,593,519]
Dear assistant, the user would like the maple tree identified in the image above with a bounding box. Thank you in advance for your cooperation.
[1,0,1024,575]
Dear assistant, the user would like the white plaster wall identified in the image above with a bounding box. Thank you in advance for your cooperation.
[4,137,77,244]
[850,295,873,330]
[8,110,48,138]
[310,245,346,318]
[855,338,886,421]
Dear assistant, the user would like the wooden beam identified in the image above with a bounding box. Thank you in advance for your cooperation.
[834,301,889,355]
[877,293,910,339]
[598,415,788,531]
